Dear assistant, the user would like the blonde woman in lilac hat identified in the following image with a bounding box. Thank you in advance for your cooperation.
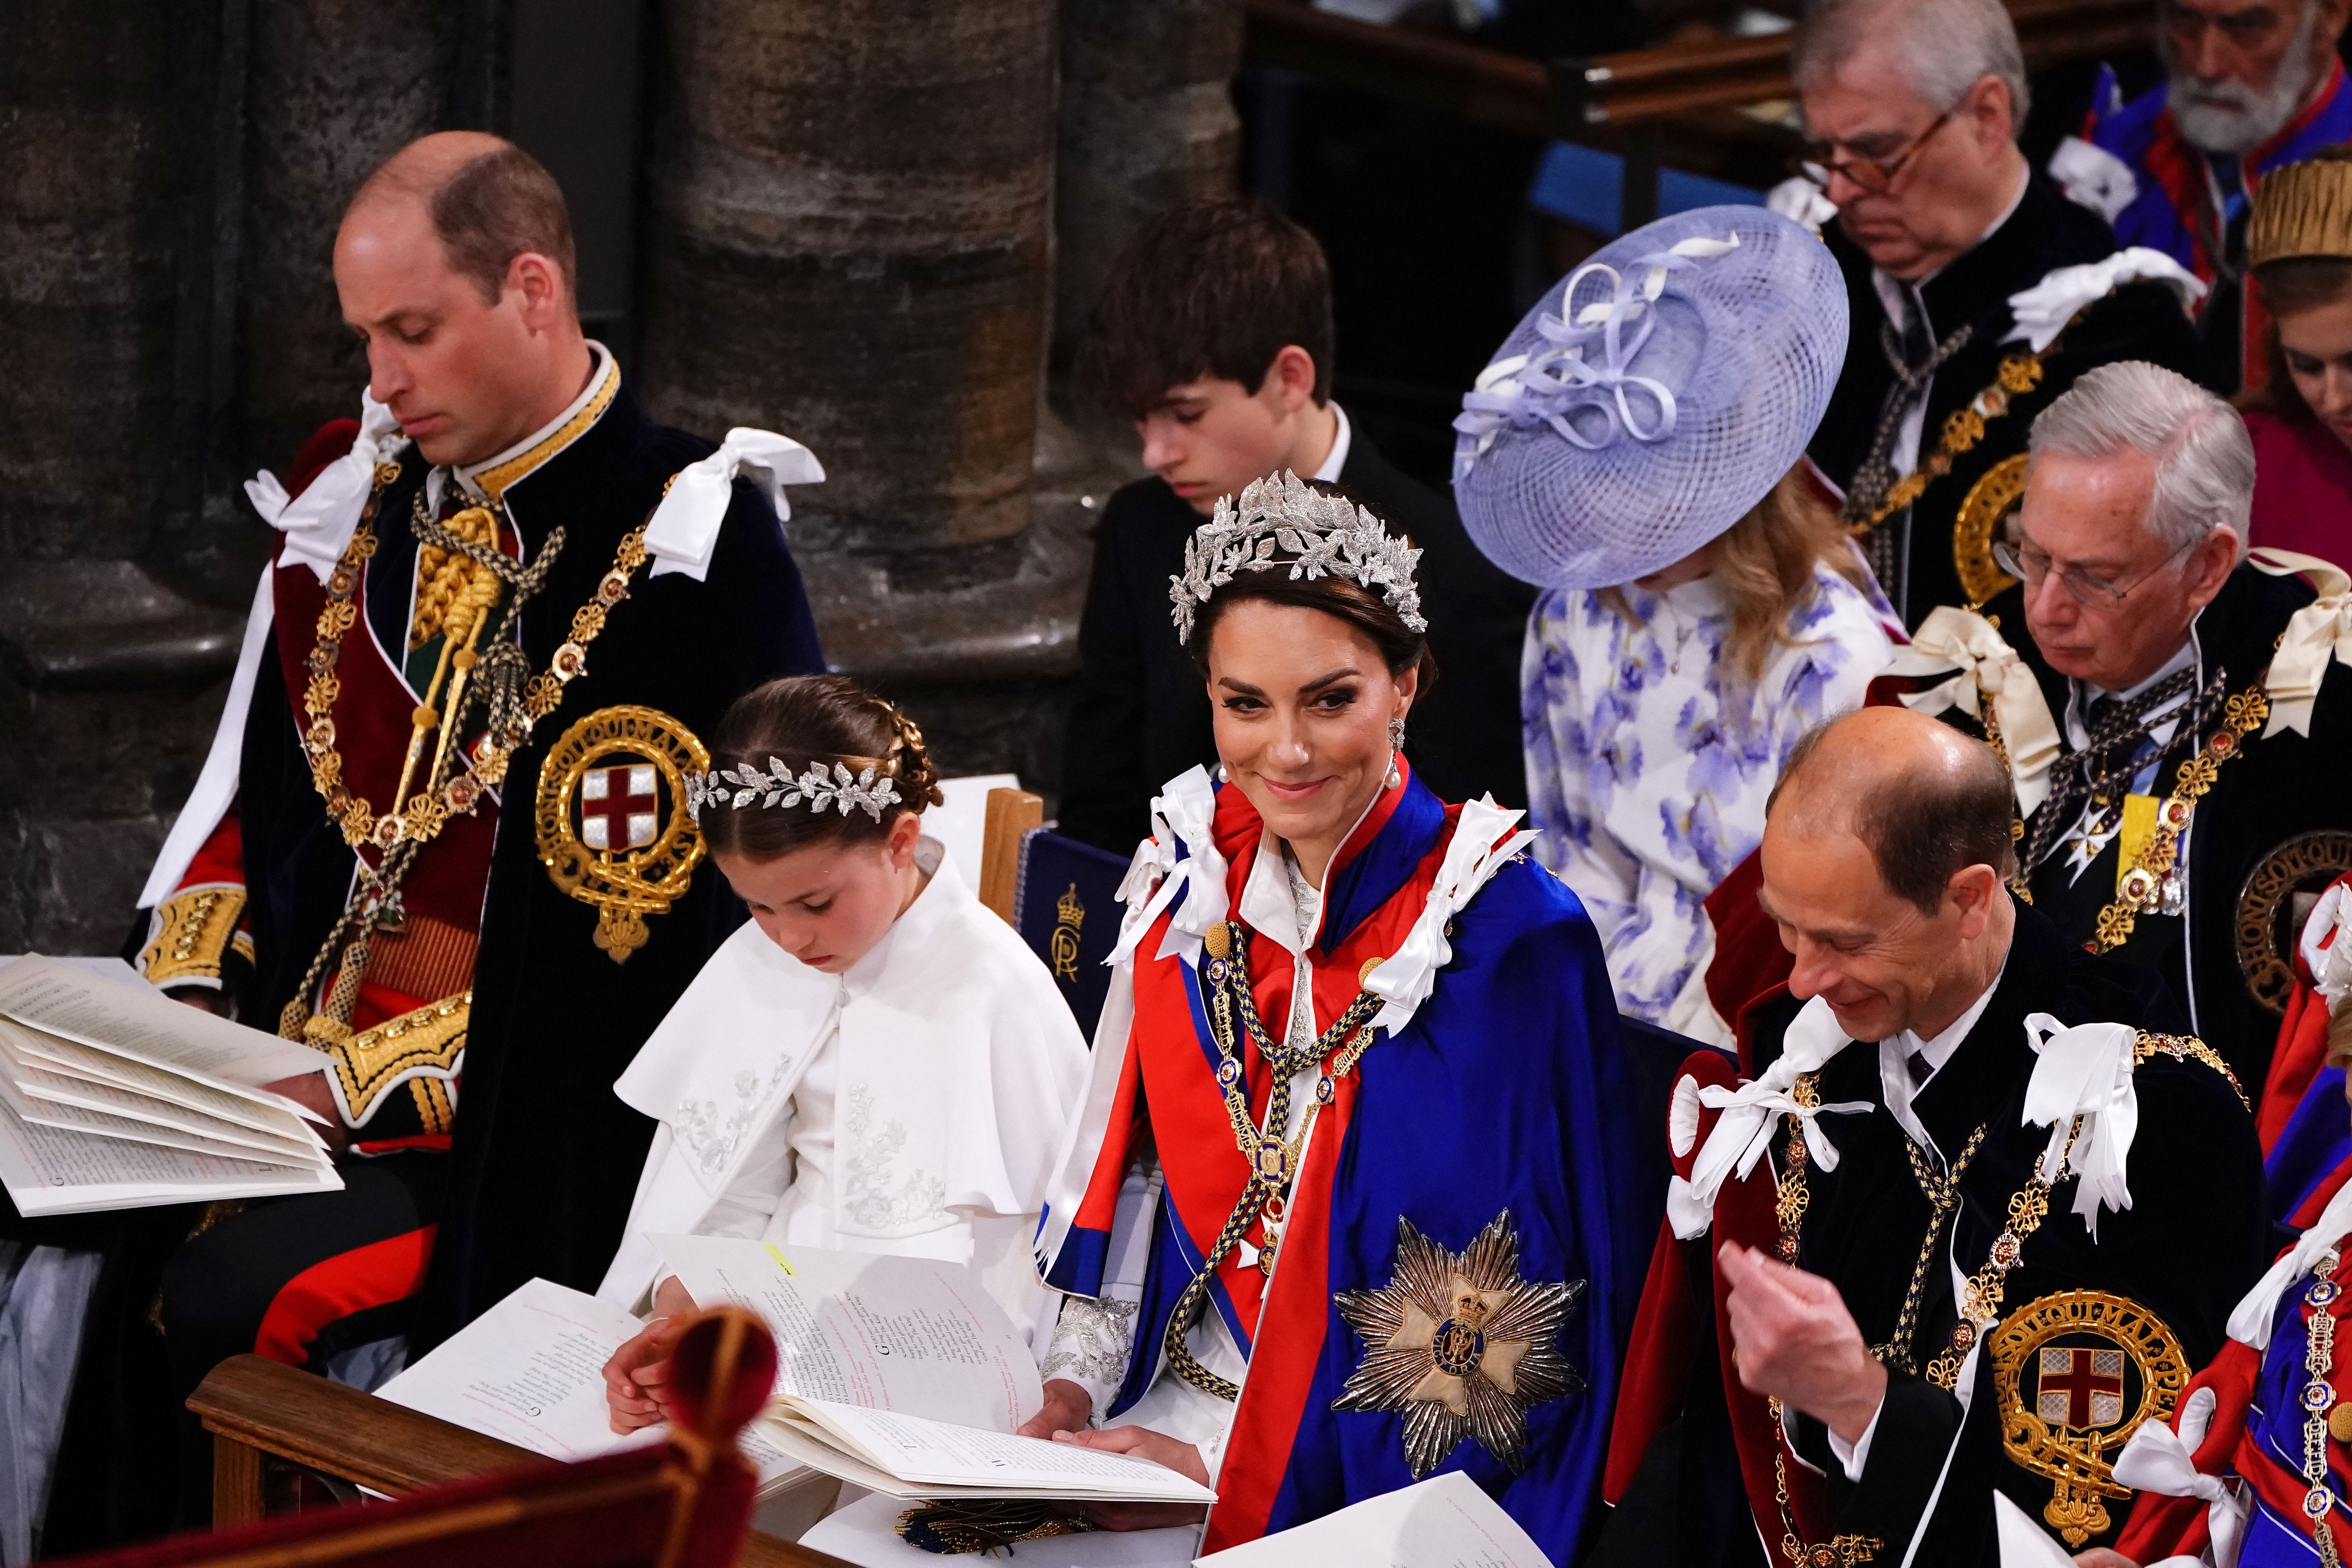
[1454,205,1900,1042]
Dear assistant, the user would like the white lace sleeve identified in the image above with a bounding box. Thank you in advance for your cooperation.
[1040,1294,1140,1416]
[1036,1165,1160,1421]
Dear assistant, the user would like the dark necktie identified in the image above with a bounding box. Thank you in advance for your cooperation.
[1906,1049,1934,1089]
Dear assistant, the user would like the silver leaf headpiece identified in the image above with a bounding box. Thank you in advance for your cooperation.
[1169,470,1427,644]
[683,757,904,823]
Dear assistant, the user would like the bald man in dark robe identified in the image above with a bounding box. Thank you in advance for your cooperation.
[1601,710,2262,1567]
[19,132,821,1547]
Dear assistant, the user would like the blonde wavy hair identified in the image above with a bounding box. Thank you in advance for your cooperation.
[1596,465,1869,684]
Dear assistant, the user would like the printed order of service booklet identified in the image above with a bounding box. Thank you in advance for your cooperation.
[0,956,337,1214]
[378,1236,1214,1508]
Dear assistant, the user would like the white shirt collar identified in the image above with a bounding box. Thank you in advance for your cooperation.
[1310,402,1352,484]
[1877,958,2006,1156]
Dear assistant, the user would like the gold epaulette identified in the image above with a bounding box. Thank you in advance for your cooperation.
[139,887,250,988]
[310,992,468,1129]
[2133,1031,2247,1109]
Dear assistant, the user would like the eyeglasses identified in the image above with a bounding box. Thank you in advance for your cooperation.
[1794,111,1953,194]
[1991,535,2198,608]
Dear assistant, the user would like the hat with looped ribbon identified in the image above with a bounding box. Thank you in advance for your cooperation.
[1451,205,1848,590]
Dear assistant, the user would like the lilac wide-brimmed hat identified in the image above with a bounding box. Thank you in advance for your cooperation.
[1451,205,1849,590]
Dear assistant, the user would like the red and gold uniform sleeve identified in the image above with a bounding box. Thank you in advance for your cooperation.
[137,806,253,992]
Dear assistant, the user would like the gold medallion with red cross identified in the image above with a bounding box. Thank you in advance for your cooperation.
[534,705,710,963]
[1990,1289,2188,1548]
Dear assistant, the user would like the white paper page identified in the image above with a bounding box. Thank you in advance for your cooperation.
[774,1397,1216,1502]
[1192,1472,1548,1568]
[377,1278,668,1461]
[653,1235,1042,1432]
[6,1060,322,1163]
[0,955,325,1089]
[0,957,143,990]
[0,1098,340,1215]
[0,1020,325,1142]
[0,1069,320,1169]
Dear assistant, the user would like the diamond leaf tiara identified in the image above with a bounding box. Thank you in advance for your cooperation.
[1169,470,1427,644]
[683,758,904,823]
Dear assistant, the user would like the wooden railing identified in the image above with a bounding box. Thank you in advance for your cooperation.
[189,1355,847,1567]
[1243,0,2157,227]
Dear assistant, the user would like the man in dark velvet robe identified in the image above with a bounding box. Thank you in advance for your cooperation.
[1720,709,2262,1564]
[17,132,823,1549]
[1791,0,2209,628]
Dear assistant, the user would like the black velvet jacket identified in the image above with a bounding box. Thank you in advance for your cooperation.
[1754,900,2264,1564]
[1958,561,2352,1089]
[1808,174,2209,628]
[1055,421,1535,851]
[232,383,826,1344]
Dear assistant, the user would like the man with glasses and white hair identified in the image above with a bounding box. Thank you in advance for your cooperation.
[2056,0,2352,392]
[1890,359,2352,1085]
[1793,0,2209,630]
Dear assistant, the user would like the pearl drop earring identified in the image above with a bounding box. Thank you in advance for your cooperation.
[1387,715,1405,789]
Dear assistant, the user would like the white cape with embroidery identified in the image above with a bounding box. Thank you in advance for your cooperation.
[594,846,1088,1347]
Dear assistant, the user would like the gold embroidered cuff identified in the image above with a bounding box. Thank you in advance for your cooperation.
[318,992,468,1129]
[140,887,248,987]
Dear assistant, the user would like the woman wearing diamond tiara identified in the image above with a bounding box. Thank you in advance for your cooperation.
[1025,475,1652,1557]
[592,675,1087,1434]
[1453,205,1898,1045]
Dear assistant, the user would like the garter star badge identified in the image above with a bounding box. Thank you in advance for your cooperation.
[1990,1289,2187,1547]
[535,705,710,963]
[1333,1211,1583,1477]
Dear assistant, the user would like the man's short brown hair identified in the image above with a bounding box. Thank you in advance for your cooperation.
[1075,199,1336,421]
[1769,721,2019,915]
[354,140,577,307]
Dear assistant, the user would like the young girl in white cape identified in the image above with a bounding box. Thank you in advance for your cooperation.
[596,675,1089,1432]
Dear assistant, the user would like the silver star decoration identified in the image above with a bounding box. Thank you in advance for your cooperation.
[1332,1211,1583,1477]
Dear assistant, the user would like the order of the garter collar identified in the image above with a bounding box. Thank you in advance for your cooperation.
[684,758,902,822]
[1169,469,1426,643]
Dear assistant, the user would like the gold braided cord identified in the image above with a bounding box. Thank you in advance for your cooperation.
[1161,920,1385,1401]
[1874,1125,1990,1376]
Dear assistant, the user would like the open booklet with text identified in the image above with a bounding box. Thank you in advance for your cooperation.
[0,956,338,1215]
[378,1236,1214,1508]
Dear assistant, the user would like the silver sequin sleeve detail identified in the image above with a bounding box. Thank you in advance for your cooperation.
[1040,1294,1140,1419]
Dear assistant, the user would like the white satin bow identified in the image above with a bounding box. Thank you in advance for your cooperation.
[2111,1386,2247,1568]
[1360,796,1536,1037]
[2022,1014,2138,1238]
[1889,606,2062,817]
[2250,549,2352,739]
[2302,880,2352,1004]
[244,394,408,584]
[2226,1176,2352,1350]
[1107,767,1229,968]
[642,428,825,582]
[2003,247,2206,354]
[1675,996,1870,1240]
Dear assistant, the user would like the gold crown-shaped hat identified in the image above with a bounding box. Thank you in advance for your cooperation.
[2251,154,2352,268]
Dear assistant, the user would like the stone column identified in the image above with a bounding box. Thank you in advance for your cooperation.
[637,0,1088,787]
[1053,0,1245,377]
[236,0,466,483]
[0,5,242,951]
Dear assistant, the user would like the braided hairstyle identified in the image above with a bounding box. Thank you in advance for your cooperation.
[698,675,946,861]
